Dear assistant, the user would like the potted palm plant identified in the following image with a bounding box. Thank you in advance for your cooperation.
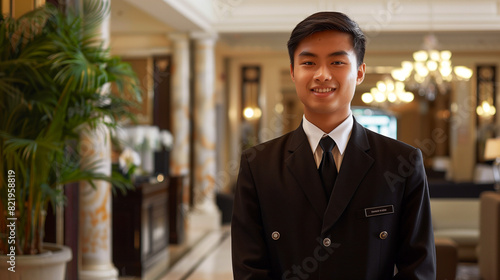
[0,1,140,278]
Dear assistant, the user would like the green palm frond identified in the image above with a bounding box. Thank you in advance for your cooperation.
[0,0,142,255]
[81,0,110,37]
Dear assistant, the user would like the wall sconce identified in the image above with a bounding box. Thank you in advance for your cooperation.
[477,101,496,117]
[241,66,261,148]
[243,106,262,120]
[242,66,261,120]
[484,138,500,191]
[476,65,497,119]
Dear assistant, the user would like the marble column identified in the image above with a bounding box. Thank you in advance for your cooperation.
[190,33,221,230]
[168,33,191,177]
[79,124,118,280]
[78,0,118,279]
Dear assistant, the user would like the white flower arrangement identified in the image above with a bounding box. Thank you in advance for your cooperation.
[118,147,141,174]
[116,125,173,174]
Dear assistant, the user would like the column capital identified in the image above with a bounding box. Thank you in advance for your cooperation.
[191,32,218,43]
[167,33,190,46]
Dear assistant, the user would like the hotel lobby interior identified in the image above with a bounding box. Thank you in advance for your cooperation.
[2,0,500,279]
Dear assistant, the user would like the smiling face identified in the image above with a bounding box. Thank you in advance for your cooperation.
[290,30,365,132]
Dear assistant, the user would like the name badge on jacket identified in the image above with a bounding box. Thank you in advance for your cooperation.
[364,205,394,217]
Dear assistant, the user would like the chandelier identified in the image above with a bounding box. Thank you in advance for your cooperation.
[361,77,414,106]
[390,35,473,101]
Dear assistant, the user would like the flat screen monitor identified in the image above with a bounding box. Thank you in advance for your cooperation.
[352,106,397,140]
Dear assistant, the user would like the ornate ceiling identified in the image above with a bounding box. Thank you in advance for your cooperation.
[111,0,500,52]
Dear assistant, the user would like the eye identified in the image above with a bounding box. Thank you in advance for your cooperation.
[332,61,345,65]
[301,61,314,66]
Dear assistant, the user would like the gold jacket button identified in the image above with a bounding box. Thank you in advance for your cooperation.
[323,238,331,247]
[379,231,389,240]
[271,231,280,240]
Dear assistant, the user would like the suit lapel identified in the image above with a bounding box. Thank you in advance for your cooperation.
[322,120,374,235]
[285,125,327,219]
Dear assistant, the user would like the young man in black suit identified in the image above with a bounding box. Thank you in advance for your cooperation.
[231,11,436,279]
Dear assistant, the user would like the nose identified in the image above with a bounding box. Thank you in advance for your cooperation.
[313,65,332,82]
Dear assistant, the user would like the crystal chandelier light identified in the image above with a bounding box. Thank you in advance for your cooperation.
[390,35,473,101]
[361,77,414,106]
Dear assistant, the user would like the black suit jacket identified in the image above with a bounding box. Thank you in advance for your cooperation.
[231,119,436,279]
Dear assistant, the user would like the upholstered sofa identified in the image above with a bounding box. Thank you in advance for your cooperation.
[478,191,500,280]
[429,180,495,261]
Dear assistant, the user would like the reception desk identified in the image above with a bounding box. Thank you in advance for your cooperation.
[112,180,169,278]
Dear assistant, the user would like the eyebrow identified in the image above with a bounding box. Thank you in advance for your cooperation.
[297,50,349,58]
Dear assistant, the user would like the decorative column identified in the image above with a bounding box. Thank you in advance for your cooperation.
[190,33,221,230]
[78,0,118,279]
[168,33,191,177]
[165,33,192,245]
[79,124,118,280]
[449,80,476,181]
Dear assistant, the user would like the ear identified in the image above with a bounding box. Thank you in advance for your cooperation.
[356,63,366,85]
[290,63,295,82]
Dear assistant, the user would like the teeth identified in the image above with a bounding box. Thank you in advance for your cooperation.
[313,88,333,93]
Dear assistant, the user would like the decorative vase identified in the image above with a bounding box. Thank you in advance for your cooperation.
[0,243,72,280]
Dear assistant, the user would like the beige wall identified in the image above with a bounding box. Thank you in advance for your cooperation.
[221,52,289,190]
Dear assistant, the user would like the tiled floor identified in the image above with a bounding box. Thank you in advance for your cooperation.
[160,226,232,280]
[456,263,480,280]
[121,224,480,280]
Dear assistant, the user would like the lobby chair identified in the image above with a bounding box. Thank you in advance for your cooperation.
[479,191,500,280]
[435,238,458,280]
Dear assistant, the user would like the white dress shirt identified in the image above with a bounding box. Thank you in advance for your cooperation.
[302,113,353,171]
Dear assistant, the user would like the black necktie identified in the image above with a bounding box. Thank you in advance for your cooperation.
[319,137,338,200]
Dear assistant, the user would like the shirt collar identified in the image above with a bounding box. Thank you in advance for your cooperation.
[302,112,353,155]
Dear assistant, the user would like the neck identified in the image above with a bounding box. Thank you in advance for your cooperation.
[305,110,350,133]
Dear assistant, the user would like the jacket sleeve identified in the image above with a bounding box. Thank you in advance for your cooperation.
[394,148,437,279]
[231,152,274,280]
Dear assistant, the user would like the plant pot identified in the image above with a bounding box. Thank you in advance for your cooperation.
[0,243,72,280]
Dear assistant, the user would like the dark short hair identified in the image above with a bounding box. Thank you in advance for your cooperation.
[287,12,366,68]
